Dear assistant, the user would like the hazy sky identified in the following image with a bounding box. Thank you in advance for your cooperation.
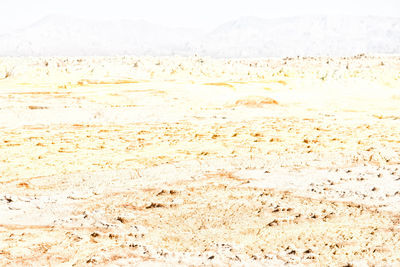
[0,0,399,34]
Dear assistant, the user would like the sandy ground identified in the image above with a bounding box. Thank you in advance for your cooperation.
[0,55,400,266]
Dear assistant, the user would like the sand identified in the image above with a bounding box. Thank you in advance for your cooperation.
[0,55,400,266]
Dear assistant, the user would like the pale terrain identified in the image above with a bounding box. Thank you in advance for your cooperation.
[0,55,400,266]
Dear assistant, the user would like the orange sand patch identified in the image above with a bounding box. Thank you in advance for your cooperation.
[203,82,235,88]
[235,96,279,107]
[77,79,140,86]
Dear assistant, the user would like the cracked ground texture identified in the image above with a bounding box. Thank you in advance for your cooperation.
[0,55,400,266]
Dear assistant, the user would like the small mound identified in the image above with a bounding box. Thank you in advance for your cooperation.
[235,96,278,107]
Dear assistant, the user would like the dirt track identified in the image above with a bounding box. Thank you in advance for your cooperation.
[1,56,400,265]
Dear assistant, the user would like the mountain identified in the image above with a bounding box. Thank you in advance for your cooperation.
[0,15,202,56]
[196,16,400,57]
[0,15,399,57]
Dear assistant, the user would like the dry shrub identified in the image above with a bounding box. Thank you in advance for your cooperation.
[1,66,15,79]
[4,70,13,78]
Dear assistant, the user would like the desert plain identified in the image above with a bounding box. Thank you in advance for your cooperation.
[0,55,400,266]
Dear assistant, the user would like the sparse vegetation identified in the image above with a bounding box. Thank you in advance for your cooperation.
[1,66,15,79]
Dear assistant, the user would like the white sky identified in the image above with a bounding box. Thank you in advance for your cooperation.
[0,0,399,34]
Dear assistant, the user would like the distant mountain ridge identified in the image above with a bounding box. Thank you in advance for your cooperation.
[199,16,400,57]
[0,15,399,57]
